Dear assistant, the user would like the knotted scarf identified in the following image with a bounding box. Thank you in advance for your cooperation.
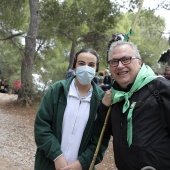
[111,63,162,146]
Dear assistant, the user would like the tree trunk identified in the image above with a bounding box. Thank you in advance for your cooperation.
[18,0,39,106]
[68,41,77,70]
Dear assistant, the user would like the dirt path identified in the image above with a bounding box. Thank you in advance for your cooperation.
[0,93,117,170]
[0,93,36,170]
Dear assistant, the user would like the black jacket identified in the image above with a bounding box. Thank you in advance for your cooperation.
[98,77,170,170]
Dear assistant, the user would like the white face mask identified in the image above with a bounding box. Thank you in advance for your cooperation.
[76,65,95,85]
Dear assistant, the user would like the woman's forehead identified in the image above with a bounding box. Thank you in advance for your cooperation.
[77,52,97,62]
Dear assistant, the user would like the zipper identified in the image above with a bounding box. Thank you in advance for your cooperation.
[78,101,98,154]
[72,100,81,134]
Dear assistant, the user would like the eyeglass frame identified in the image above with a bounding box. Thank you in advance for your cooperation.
[107,56,138,67]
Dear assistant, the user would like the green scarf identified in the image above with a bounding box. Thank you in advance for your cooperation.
[111,63,161,147]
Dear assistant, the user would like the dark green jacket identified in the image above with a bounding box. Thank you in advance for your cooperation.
[34,76,110,170]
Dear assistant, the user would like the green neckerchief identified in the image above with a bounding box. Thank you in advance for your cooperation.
[111,63,162,147]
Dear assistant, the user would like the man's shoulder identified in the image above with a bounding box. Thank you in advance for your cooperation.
[147,77,170,92]
[152,77,170,84]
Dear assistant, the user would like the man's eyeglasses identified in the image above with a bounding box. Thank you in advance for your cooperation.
[107,56,138,67]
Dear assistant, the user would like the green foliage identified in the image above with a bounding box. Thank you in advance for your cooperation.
[0,0,170,95]
[0,0,29,32]
[0,40,22,88]
[37,0,122,83]
[155,0,170,10]
[39,0,120,39]
[131,10,169,66]
[34,39,70,85]
[0,0,29,88]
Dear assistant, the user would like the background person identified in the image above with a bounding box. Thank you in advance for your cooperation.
[65,67,75,79]
[163,66,170,80]
[13,79,22,94]
[34,48,110,170]
[102,69,112,91]
[99,41,170,170]
[92,72,100,85]
[0,76,9,93]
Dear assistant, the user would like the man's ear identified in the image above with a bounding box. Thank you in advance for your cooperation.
[139,59,142,66]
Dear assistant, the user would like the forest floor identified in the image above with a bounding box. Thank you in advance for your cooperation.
[0,93,117,170]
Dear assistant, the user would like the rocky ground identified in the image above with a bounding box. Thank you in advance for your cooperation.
[0,93,117,170]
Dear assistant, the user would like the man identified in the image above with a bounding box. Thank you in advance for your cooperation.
[65,68,75,79]
[163,66,170,80]
[102,69,112,91]
[108,34,117,50]
[100,41,170,170]
[0,76,9,93]
[34,48,110,170]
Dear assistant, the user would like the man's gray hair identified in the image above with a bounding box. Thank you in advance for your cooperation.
[108,41,141,60]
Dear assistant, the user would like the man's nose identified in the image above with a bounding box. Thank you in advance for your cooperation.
[117,60,124,67]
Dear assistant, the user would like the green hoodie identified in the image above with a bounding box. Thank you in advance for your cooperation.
[34,76,110,170]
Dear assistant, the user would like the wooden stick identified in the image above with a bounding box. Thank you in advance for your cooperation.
[132,0,145,30]
[128,0,145,41]
[89,106,111,170]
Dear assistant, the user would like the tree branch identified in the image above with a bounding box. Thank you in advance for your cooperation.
[0,32,25,40]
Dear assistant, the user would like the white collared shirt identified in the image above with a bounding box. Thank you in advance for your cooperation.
[61,79,93,162]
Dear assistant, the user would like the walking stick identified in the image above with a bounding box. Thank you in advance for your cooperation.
[89,106,111,170]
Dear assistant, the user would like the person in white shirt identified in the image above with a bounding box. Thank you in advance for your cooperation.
[34,48,110,170]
